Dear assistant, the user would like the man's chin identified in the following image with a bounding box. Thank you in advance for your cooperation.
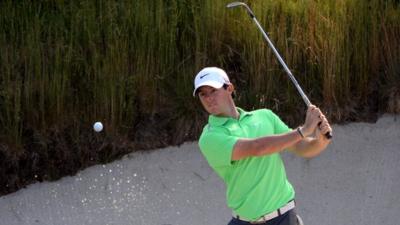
[207,108,218,115]
[209,110,224,117]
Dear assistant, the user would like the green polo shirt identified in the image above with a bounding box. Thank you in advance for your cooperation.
[198,108,294,220]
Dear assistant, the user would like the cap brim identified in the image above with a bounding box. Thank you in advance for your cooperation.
[193,81,224,96]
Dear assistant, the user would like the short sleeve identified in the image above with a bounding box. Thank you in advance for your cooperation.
[198,127,239,168]
[268,110,292,134]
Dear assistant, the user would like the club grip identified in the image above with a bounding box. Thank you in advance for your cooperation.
[318,121,333,139]
[325,131,333,139]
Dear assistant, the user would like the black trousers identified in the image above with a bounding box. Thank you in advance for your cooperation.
[227,209,302,225]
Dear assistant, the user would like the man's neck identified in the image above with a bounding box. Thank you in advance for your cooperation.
[215,105,239,120]
[229,107,240,120]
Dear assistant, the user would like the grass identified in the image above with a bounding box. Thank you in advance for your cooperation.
[0,0,399,193]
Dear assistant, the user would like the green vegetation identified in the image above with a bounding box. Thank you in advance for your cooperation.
[0,0,399,195]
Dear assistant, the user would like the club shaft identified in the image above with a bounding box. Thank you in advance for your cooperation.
[251,18,311,107]
[227,2,332,139]
[251,16,332,138]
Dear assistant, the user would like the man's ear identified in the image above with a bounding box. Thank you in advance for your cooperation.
[228,84,236,99]
[228,84,235,93]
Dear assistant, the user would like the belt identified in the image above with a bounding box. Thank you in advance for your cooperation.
[233,200,296,224]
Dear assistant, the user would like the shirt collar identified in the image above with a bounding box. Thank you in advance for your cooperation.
[208,107,253,126]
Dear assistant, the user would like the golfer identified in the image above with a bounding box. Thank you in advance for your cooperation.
[193,67,332,225]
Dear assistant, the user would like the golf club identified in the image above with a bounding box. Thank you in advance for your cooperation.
[227,2,332,139]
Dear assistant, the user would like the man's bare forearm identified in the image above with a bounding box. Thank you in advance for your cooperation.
[232,130,303,160]
[289,137,329,158]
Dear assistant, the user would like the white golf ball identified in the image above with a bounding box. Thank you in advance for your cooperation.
[93,122,103,132]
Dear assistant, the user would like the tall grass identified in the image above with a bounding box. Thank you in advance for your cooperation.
[0,0,399,150]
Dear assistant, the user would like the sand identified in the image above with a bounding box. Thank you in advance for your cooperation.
[0,114,399,225]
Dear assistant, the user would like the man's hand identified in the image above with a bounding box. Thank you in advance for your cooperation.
[288,107,332,158]
[315,114,332,144]
[301,105,323,137]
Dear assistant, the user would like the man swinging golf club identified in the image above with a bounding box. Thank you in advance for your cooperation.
[194,67,332,225]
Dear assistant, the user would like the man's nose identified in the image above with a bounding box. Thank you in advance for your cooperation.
[204,93,214,102]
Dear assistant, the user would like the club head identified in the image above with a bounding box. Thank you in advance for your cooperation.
[226,2,247,8]
[226,2,255,18]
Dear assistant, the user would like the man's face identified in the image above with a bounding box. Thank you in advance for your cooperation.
[197,85,232,116]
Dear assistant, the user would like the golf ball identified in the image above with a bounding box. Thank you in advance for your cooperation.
[93,122,103,132]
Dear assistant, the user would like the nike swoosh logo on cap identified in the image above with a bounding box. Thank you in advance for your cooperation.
[200,73,210,79]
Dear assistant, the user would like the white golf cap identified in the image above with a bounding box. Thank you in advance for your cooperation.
[193,67,230,96]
